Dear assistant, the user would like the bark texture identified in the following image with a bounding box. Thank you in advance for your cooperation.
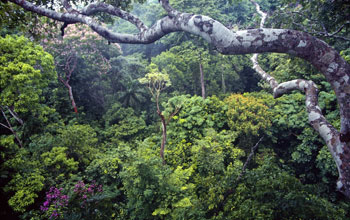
[249,0,350,197]
[8,0,350,197]
[156,94,166,164]
[199,62,206,99]
[58,53,78,113]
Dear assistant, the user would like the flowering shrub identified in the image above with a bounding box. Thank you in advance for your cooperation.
[72,180,103,208]
[40,181,103,219]
[40,187,69,219]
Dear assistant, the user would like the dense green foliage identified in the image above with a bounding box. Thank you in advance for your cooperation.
[1,0,350,219]
[0,35,55,114]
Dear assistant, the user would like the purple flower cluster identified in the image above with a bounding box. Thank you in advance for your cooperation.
[40,187,69,219]
[73,181,103,208]
[40,181,104,217]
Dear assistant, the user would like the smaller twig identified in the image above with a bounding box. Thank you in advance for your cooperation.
[7,106,23,125]
[60,22,69,36]
[279,10,350,41]
[62,0,74,12]
[159,0,179,18]
[0,108,23,147]
[327,22,349,37]
[236,136,264,183]
[81,2,148,32]
[211,136,264,216]
[0,122,10,130]
[166,107,182,125]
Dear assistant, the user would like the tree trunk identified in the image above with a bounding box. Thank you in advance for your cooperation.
[221,71,226,94]
[58,53,78,113]
[158,111,167,164]
[199,62,206,99]
[9,0,350,198]
[156,93,166,164]
[67,84,78,113]
[60,78,78,113]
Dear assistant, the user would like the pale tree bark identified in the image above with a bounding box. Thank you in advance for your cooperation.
[8,0,350,197]
[57,52,78,113]
[221,72,226,94]
[198,50,206,99]
[144,74,180,164]
[199,62,206,99]
[249,0,350,196]
[155,92,181,164]
[155,93,167,164]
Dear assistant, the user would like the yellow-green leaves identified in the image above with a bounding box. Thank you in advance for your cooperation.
[56,124,99,167]
[340,49,350,63]
[225,94,272,135]
[0,35,55,114]
[225,93,272,150]
[138,63,171,97]
[5,171,45,212]
[41,147,79,175]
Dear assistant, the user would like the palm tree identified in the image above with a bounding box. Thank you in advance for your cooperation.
[118,77,148,110]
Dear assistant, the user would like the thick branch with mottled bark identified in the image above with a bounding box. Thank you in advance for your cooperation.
[249,0,350,197]
[8,0,350,197]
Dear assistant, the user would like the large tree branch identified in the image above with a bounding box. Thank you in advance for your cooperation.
[10,0,147,33]
[250,1,350,197]
[8,0,350,197]
[249,0,341,162]
[159,0,179,17]
[80,2,148,32]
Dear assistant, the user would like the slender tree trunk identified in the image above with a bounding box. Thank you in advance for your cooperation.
[159,112,167,164]
[58,53,78,113]
[67,84,78,113]
[156,93,166,164]
[60,79,78,113]
[199,62,205,99]
[221,71,226,94]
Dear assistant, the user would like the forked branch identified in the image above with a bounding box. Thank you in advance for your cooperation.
[249,0,348,197]
[8,0,350,198]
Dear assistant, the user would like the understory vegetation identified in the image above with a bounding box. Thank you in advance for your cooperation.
[1,0,350,219]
